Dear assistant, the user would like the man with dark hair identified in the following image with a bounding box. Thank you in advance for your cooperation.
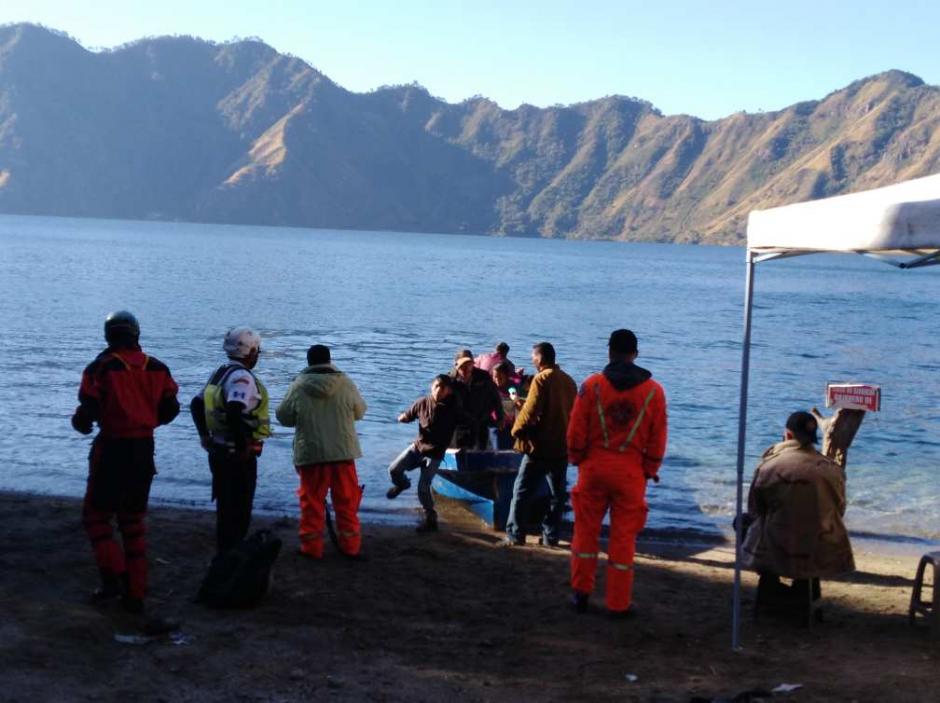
[276,344,367,558]
[475,342,515,375]
[505,341,578,546]
[72,311,180,614]
[451,350,503,449]
[387,374,460,532]
[743,410,854,604]
[567,329,668,616]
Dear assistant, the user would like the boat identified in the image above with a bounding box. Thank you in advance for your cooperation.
[431,448,551,530]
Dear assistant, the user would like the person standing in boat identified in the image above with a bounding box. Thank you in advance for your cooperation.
[491,361,518,450]
[275,344,367,559]
[475,342,515,375]
[450,350,503,449]
[190,327,271,555]
[386,374,461,533]
[567,329,667,617]
[71,311,180,614]
[504,342,578,547]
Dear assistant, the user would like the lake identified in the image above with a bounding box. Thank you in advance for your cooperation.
[1,215,938,543]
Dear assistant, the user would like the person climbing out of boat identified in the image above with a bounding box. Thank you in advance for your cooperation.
[190,327,271,555]
[275,344,367,559]
[475,341,515,375]
[386,374,461,533]
[567,329,667,617]
[491,361,518,450]
[72,311,180,615]
[450,350,503,449]
[741,410,854,611]
[504,342,578,547]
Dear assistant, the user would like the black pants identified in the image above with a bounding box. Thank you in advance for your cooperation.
[209,449,257,554]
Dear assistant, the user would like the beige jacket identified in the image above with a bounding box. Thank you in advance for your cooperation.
[742,439,855,579]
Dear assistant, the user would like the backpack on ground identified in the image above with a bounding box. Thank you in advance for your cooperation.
[196,529,282,608]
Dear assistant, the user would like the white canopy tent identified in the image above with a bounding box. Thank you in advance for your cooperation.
[732,174,940,650]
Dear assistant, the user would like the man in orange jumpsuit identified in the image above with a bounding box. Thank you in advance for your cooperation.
[566,329,667,616]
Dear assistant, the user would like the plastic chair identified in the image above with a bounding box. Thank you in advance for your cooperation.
[909,551,940,637]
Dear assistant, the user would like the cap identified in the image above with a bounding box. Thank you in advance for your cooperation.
[455,355,474,369]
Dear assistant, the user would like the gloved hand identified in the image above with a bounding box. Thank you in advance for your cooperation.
[71,411,93,435]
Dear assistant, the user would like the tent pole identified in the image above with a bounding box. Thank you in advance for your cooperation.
[732,249,756,651]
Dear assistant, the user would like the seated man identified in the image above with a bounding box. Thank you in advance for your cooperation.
[742,411,855,606]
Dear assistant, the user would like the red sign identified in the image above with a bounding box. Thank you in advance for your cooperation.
[826,383,881,412]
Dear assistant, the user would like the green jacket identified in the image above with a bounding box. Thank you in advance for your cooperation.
[275,364,367,466]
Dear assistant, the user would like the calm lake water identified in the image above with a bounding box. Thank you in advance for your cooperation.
[1,215,938,543]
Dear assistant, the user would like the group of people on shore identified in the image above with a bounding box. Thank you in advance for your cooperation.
[71,310,851,622]
[71,312,669,617]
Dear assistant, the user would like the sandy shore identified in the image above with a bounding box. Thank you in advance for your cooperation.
[0,490,936,703]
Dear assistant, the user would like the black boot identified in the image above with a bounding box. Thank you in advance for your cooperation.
[90,570,123,603]
[416,511,438,533]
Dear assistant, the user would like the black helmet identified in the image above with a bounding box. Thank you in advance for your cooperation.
[104,310,140,344]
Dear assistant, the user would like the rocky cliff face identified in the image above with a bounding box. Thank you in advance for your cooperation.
[2,24,938,243]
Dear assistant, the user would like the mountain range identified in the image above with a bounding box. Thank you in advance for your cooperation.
[2,23,939,244]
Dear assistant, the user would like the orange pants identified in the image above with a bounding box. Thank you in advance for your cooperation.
[297,461,362,558]
[570,463,648,612]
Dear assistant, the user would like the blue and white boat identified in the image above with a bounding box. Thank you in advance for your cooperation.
[431,448,550,530]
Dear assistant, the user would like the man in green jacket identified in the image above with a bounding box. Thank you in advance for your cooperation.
[276,345,367,558]
[505,342,578,547]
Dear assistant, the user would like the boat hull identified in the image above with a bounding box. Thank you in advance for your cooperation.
[432,449,552,530]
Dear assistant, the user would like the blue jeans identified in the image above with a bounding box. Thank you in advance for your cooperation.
[387,445,442,515]
[505,454,568,543]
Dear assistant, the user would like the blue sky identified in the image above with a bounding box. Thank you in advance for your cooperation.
[2,0,938,119]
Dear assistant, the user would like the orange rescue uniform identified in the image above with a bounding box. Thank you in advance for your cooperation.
[297,461,363,558]
[566,365,667,612]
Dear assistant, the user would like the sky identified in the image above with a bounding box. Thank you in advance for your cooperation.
[2,0,938,120]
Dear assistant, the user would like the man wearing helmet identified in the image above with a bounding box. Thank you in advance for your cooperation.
[71,311,180,614]
[191,327,271,554]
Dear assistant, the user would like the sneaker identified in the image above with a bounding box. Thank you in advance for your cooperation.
[386,483,409,499]
[502,536,525,547]
[539,535,560,548]
[142,616,181,636]
[570,591,589,614]
[415,513,438,533]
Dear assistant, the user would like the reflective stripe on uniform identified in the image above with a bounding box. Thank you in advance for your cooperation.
[594,384,610,449]
[339,530,360,538]
[618,388,657,453]
[574,551,599,559]
[608,561,634,571]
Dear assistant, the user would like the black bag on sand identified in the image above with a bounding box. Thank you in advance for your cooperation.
[196,529,282,608]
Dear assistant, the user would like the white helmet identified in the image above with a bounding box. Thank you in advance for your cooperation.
[223,327,261,360]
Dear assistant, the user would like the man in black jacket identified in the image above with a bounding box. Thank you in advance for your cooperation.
[386,375,460,532]
[450,350,503,449]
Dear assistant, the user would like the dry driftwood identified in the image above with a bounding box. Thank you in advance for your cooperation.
[810,407,866,470]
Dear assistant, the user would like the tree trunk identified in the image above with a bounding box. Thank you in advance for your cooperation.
[810,407,866,470]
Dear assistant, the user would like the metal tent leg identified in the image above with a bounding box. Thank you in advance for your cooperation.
[732,250,756,651]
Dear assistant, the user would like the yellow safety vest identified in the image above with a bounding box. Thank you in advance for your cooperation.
[203,363,271,443]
